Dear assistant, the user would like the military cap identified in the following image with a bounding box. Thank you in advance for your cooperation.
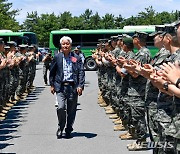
[7,41,17,47]
[19,44,28,48]
[98,38,108,43]
[172,20,180,27]
[132,31,148,39]
[161,25,176,36]
[117,34,123,40]
[76,45,81,49]
[123,37,133,47]
[74,47,79,51]
[0,38,4,44]
[110,35,118,41]
[122,34,131,38]
[149,26,165,37]
[98,39,103,42]
[4,46,10,49]
[28,45,34,48]
[107,39,112,45]
[155,25,165,32]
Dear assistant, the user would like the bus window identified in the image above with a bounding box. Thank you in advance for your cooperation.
[68,34,81,46]
[0,36,9,44]
[11,36,22,45]
[82,34,104,46]
[52,34,62,48]
[24,33,38,45]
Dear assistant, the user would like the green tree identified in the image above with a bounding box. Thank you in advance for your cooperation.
[114,14,124,28]
[137,6,156,25]
[80,9,93,29]
[90,12,102,29]
[58,11,72,29]
[0,0,20,31]
[102,13,115,29]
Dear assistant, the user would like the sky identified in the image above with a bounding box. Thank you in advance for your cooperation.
[8,0,180,24]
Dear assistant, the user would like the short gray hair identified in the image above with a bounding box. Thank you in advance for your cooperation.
[59,36,72,44]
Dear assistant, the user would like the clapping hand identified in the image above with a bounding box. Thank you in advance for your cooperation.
[160,61,180,85]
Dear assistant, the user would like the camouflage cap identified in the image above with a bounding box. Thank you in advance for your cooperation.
[149,26,165,37]
[162,25,176,36]
[172,20,180,27]
[110,35,118,41]
[98,38,108,43]
[122,34,131,38]
[4,46,10,49]
[132,31,148,39]
[123,37,133,46]
[19,44,28,48]
[28,45,34,48]
[117,34,123,40]
[7,41,17,47]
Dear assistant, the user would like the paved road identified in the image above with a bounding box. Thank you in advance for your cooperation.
[0,63,152,154]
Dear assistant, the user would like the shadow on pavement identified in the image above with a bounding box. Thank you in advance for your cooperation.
[71,132,97,138]
[0,86,45,150]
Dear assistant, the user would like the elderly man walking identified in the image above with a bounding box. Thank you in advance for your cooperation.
[49,36,85,139]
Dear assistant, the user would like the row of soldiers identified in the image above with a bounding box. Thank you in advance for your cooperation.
[0,40,37,121]
[93,21,180,153]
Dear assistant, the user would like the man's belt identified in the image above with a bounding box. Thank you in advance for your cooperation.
[62,81,74,86]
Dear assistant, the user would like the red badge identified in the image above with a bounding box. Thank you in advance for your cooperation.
[71,57,77,63]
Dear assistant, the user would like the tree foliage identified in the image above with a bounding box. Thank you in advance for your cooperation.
[0,0,20,31]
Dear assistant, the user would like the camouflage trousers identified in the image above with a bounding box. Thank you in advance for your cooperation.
[16,75,26,96]
[153,102,175,154]
[146,101,159,142]
[127,96,147,142]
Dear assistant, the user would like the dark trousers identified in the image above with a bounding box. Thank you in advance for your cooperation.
[43,65,50,84]
[56,84,78,133]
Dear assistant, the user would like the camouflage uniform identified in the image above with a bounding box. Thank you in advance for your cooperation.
[0,52,5,111]
[43,54,52,85]
[127,47,151,142]
[110,47,122,110]
[15,52,27,97]
[154,49,180,154]
[119,51,135,124]
[145,48,170,142]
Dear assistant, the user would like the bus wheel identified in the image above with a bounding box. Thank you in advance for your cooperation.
[85,57,97,71]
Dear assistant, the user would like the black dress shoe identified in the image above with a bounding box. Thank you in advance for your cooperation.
[56,128,63,139]
[65,132,72,139]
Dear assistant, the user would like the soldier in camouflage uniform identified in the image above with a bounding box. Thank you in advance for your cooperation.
[42,50,53,85]
[141,27,170,143]
[0,39,8,120]
[122,32,151,150]
[99,39,114,107]
[7,41,19,103]
[26,45,37,92]
[150,25,180,154]
[115,36,135,133]
[15,45,29,100]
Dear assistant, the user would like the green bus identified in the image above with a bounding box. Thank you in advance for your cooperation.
[49,26,157,70]
[0,30,38,46]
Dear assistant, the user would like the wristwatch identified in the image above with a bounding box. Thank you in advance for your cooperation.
[163,82,169,91]
[175,78,180,88]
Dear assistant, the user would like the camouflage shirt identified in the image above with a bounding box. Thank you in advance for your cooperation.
[128,47,151,97]
[145,48,170,104]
